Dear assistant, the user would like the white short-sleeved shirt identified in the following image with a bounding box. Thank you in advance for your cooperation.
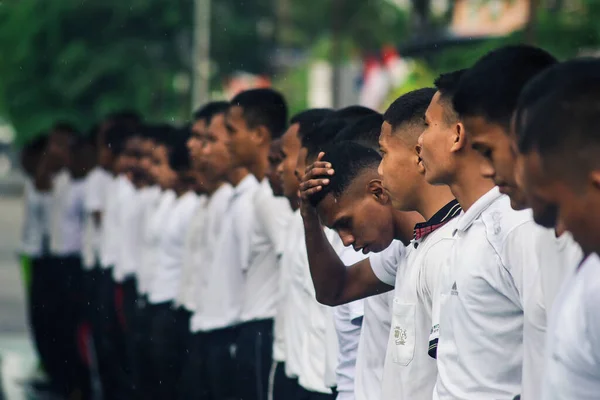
[240,179,291,322]
[100,176,127,268]
[135,185,162,289]
[138,189,176,295]
[21,178,51,257]
[381,209,459,400]
[354,292,393,400]
[192,177,255,331]
[49,171,86,256]
[435,187,542,400]
[298,228,364,394]
[175,194,209,311]
[273,210,299,362]
[353,241,404,400]
[113,179,144,282]
[521,230,583,399]
[327,246,367,399]
[541,253,600,400]
[82,166,112,269]
[148,191,199,304]
[189,183,235,332]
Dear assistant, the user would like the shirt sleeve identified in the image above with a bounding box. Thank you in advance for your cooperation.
[254,190,292,257]
[369,240,405,286]
[233,193,257,272]
[583,255,600,363]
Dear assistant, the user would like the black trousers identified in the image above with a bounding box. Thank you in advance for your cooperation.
[295,387,337,400]
[28,257,50,374]
[95,268,132,400]
[235,319,274,400]
[133,294,155,400]
[30,255,90,397]
[270,361,302,400]
[148,302,191,400]
[179,331,210,400]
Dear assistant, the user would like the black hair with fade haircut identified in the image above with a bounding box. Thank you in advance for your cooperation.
[230,88,288,139]
[168,126,192,172]
[334,113,384,150]
[301,117,348,160]
[193,101,230,124]
[383,88,436,133]
[290,108,334,139]
[517,58,600,174]
[452,45,557,131]
[331,106,378,125]
[308,141,382,207]
[434,69,467,124]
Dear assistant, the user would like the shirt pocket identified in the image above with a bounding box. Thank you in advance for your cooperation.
[390,299,416,366]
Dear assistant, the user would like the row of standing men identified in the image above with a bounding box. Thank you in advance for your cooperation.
[20,44,600,400]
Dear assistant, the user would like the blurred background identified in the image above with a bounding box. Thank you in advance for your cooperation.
[0,0,598,398]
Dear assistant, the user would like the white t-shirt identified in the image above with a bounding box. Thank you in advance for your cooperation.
[240,179,291,322]
[100,175,127,268]
[175,194,209,311]
[354,240,404,400]
[329,247,367,400]
[273,209,299,362]
[135,185,162,284]
[148,191,199,304]
[189,183,235,332]
[435,187,541,400]
[521,229,583,399]
[82,166,112,269]
[21,178,51,257]
[541,253,600,400]
[381,218,458,400]
[49,171,85,256]
[113,179,143,282]
[138,189,176,295]
[192,177,255,331]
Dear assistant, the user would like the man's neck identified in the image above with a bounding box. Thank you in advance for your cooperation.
[248,147,269,182]
[228,167,249,187]
[449,159,495,212]
[206,180,226,197]
[391,210,424,245]
[413,183,456,221]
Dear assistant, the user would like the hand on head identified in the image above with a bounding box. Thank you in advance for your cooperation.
[299,152,335,216]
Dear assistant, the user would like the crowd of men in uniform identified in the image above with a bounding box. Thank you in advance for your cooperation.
[18,44,600,400]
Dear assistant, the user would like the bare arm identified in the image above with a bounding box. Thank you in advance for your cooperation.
[300,154,393,306]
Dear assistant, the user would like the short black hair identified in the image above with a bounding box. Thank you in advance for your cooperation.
[291,108,334,139]
[23,133,48,155]
[331,106,378,125]
[301,117,348,160]
[434,69,467,124]
[452,45,557,131]
[517,58,600,177]
[230,88,288,139]
[105,124,136,156]
[193,101,230,124]
[383,88,436,134]
[168,126,192,172]
[334,113,384,150]
[308,141,382,207]
[108,110,142,127]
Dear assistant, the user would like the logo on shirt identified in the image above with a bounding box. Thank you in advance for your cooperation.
[394,326,408,345]
[451,282,459,296]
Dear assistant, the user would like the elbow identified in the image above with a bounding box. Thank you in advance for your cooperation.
[315,292,340,307]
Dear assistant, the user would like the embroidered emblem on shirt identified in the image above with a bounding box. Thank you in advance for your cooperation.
[394,326,408,345]
[451,281,458,296]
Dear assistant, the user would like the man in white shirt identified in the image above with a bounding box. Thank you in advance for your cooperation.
[182,104,248,400]
[300,90,460,400]
[39,128,91,398]
[225,89,289,400]
[451,46,585,399]
[269,109,333,400]
[416,64,551,399]
[511,59,600,399]
[19,135,52,380]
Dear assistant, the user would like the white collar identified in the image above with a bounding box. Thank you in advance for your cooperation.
[456,186,503,233]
